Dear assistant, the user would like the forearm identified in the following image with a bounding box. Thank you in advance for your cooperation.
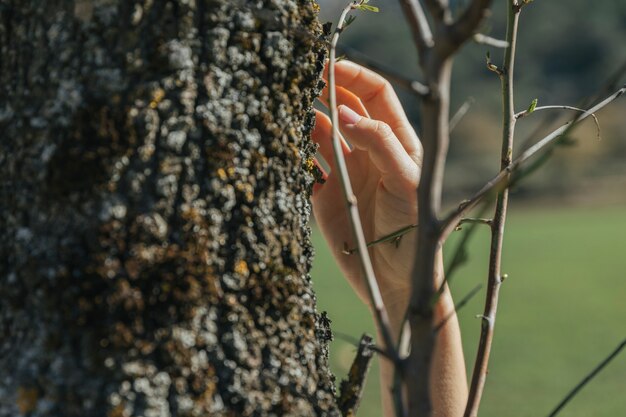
[376,252,467,417]
[428,283,468,417]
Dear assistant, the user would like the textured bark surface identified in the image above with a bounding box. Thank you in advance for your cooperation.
[0,1,338,416]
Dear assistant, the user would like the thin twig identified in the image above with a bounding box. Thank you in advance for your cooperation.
[457,217,492,230]
[430,204,491,315]
[424,0,450,22]
[448,0,494,55]
[473,33,509,48]
[486,51,504,77]
[444,203,491,282]
[328,2,404,415]
[343,224,418,255]
[329,0,397,359]
[547,338,626,417]
[450,97,475,132]
[516,105,602,140]
[398,0,435,51]
[334,331,392,359]
[440,85,625,242]
[434,284,483,332]
[464,2,520,415]
[517,57,626,155]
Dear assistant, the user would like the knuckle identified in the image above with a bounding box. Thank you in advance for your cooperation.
[373,121,394,139]
[363,82,389,103]
[381,78,392,91]
[413,141,424,166]
[395,167,420,193]
[345,64,365,89]
[368,69,391,90]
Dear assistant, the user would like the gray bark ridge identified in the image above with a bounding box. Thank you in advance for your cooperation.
[0,1,338,416]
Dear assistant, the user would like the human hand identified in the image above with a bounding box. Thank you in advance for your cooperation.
[311,61,422,327]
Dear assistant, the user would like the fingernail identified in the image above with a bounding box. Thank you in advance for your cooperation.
[339,105,362,126]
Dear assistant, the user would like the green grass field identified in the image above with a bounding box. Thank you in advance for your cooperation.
[311,204,626,417]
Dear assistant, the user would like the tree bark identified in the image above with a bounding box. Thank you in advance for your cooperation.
[0,1,338,416]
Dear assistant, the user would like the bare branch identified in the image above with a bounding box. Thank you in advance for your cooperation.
[401,0,460,412]
[517,57,625,162]
[328,0,398,362]
[430,204,491,316]
[464,4,519,414]
[515,0,535,12]
[516,105,602,140]
[547,338,626,417]
[407,55,453,417]
[398,0,435,51]
[449,0,494,47]
[457,217,493,229]
[334,331,393,359]
[329,3,405,416]
[338,334,376,417]
[423,0,450,22]
[343,223,418,255]
[473,33,509,48]
[440,86,625,242]
[486,51,504,77]
[444,203,491,282]
[450,97,475,132]
[520,87,624,157]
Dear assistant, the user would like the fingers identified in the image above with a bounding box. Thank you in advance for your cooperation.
[319,85,370,119]
[323,60,422,165]
[311,109,350,168]
[338,105,419,195]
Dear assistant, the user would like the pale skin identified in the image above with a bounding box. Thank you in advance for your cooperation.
[311,61,467,417]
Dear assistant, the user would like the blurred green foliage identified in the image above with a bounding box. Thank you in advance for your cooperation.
[311,205,626,417]
[316,0,626,202]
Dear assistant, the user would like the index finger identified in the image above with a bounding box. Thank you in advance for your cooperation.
[323,60,422,164]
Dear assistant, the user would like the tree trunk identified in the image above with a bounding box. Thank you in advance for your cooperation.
[0,1,338,416]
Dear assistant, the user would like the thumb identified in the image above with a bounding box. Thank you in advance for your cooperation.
[338,105,419,192]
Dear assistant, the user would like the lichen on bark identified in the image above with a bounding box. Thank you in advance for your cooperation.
[0,1,338,416]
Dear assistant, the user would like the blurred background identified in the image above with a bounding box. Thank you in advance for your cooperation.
[310,1,626,416]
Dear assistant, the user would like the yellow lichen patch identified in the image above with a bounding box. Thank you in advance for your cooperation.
[149,88,165,109]
[199,375,217,405]
[181,204,205,223]
[108,404,127,417]
[16,386,38,415]
[217,168,227,180]
[207,274,223,299]
[235,181,255,203]
[288,142,300,159]
[234,260,249,276]
[304,157,315,173]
